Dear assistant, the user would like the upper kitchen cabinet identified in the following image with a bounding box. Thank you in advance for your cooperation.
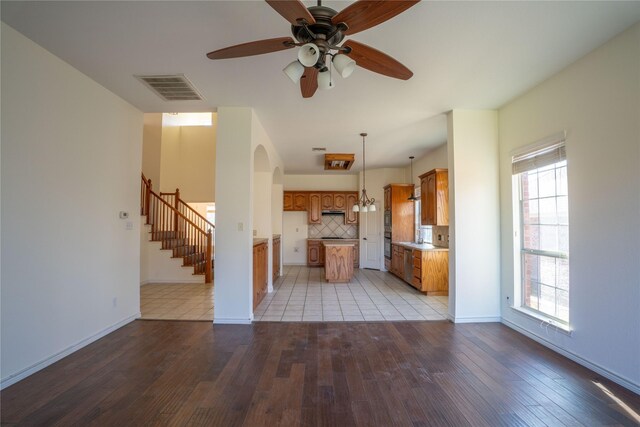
[419,169,449,226]
[345,193,358,225]
[283,191,308,211]
[333,194,346,210]
[384,187,391,211]
[321,193,334,210]
[308,193,322,224]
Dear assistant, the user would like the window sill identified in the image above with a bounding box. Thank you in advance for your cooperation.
[510,306,573,336]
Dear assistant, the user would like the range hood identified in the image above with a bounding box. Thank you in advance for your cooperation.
[321,210,345,215]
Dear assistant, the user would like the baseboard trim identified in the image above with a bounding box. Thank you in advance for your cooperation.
[140,279,204,285]
[501,317,640,395]
[1,313,140,390]
[214,316,253,325]
[452,315,501,323]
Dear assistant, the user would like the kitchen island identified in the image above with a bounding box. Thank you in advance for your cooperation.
[322,242,355,283]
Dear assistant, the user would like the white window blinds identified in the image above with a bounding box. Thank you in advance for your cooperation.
[512,133,566,175]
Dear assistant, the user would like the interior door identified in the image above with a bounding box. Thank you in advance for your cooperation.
[361,205,381,269]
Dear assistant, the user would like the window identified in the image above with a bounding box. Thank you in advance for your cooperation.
[513,136,569,324]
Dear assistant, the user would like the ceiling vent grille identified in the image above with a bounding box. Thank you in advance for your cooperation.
[135,74,204,101]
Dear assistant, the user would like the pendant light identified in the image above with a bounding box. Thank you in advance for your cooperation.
[353,133,376,213]
[408,156,418,201]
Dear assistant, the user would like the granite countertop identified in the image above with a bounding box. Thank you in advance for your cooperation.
[394,242,449,252]
[321,241,356,246]
[307,238,358,241]
[253,238,268,246]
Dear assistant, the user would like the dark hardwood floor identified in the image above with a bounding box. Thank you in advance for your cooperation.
[1,320,639,426]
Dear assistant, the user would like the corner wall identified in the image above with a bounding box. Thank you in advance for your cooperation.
[498,23,640,392]
[1,23,143,387]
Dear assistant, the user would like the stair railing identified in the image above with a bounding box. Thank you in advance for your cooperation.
[160,189,215,235]
[141,175,212,283]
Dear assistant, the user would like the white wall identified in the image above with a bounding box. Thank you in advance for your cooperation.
[448,110,501,323]
[282,212,309,265]
[284,174,358,191]
[142,113,162,189]
[405,143,448,189]
[214,108,283,323]
[499,23,640,392]
[160,120,216,202]
[0,23,142,388]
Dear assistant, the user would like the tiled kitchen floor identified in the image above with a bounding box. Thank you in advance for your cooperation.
[140,283,214,321]
[254,265,449,322]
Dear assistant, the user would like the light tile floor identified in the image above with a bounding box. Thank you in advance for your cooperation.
[140,283,214,321]
[254,266,449,322]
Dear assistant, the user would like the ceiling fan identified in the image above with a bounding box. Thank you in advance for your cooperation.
[206,0,420,98]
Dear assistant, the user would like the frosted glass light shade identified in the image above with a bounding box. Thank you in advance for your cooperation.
[333,54,356,78]
[317,70,335,90]
[298,43,319,67]
[369,204,376,212]
[352,204,360,212]
[283,61,305,83]
[361,205,368,213]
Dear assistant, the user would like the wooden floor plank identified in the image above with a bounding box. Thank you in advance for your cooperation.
[2,320,639,427]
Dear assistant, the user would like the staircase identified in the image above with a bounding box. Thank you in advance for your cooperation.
[141,174,214,283]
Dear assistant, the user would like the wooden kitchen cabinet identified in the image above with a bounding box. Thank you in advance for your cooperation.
[333,194,346,210]
[353,241,359,268]
[411,249,449,295]
[253,241,268,310]
[283,191,308,211]
[345,193,358,224]
[308,193,322,224]
[384,184,415,243]
[419,169,448,226]
[391,244,404,278]
[307,240,322,266]
[272,236,281,282]
[283,192,293,211]
[321,193,334,210]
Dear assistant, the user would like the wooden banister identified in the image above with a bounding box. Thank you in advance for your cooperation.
[141,174,213,283]
[177,199,215,231]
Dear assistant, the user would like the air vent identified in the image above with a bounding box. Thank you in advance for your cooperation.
[135,74,204,101]
[324,153,355,171]
[312,147,327,152]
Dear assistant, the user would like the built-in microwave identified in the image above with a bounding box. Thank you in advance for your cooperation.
[383,232,391,259]
[384,210,391,230]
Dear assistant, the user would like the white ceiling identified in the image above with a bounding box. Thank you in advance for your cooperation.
[3,1,639,174]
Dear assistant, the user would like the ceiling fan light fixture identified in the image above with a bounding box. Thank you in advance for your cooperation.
[283,60,305,84]
[298,43,320,67]
[333,54,356,78]
[317,70,335,90]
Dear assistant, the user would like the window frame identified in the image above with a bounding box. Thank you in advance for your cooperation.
[511,133,570,327]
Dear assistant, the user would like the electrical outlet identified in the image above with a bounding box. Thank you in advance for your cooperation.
[253,230,257,237]
[237,222,243,231]
[112,297,118,308]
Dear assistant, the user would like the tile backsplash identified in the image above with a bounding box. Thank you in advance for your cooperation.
[432,225,449,248]
[308,214,358,239]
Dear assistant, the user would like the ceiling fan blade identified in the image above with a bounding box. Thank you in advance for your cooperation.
[265,0,316,25]
[207,37,294,60]
[333,0,419,35]
[300,67,318,98]
[344,40,413,80]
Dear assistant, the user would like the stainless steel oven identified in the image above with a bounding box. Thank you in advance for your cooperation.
[384,232,391,259]
[384,211,391,230]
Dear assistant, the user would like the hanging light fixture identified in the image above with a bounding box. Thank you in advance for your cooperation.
[353,133,376,213]
[408,156,418,201]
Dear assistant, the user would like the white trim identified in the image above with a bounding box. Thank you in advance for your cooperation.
[451,315,502,323]
[140,278,204,285]
[501,318,640,395]
[0,313,140,390]
[283,263,307,266]
[214,316,253,325]
[510,306,572,336]
[509,130,566,157]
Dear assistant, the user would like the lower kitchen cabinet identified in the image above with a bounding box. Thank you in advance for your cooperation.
[253,241,268,310]
[390,244,448,295]
[308,240,358,268]
[272,236,281,281]
[412,250,448,295]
